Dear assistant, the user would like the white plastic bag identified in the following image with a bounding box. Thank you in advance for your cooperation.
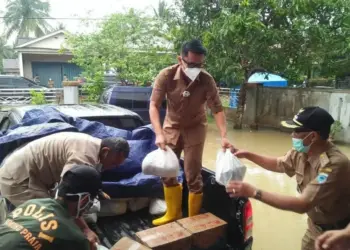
[142,146,180,177]
[215,149,247,186]
[128,198,150,212]
[149,198,167,215]
[98,199,128,217]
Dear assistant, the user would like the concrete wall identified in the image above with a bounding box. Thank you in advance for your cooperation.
[244,87,350,143]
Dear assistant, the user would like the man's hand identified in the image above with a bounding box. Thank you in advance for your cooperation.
[84,228,100,250]
[231,148,249,159]
[315,229,350,250]
[221,137,234,152]
[155,133,166,150]
[226,181,256,198]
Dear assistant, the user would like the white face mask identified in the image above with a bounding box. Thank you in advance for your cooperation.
[183,67,201,81]
[56,190,93,218]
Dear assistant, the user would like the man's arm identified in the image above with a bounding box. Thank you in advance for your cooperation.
[75,217,99,250]
[226,182,312,214]
[149,70,167,137]
[227,160,346,214]
[243,152,282,173]
[252,189,311,214]
[206,78,226,137]
[236,149,297,175]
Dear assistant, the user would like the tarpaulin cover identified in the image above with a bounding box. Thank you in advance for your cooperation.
[0,106,184,198]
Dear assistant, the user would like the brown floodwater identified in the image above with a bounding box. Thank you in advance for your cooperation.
[202,123,350,250]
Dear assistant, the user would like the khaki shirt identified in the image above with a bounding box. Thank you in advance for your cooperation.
[277,143,350,224]
[0,132,101,191]
[150,64,223,146]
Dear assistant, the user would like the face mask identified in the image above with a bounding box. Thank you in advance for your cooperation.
[183,67,201,81]
[56,190,93,218]
[292,133,312,153]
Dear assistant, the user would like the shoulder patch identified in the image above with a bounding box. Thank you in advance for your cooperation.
[316,173,329,184]
[319,167,332,173]
[319,153,330,167]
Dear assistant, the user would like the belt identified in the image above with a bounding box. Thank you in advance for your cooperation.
[315,217,350,231]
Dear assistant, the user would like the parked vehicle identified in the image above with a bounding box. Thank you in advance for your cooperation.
[0,75,45,89]
[0,103,253,250]
[100,85,166,125]
[0,104,144,132]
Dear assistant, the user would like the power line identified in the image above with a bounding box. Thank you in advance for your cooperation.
[0,17,109,20]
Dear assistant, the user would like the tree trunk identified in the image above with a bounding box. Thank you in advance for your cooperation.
[233,81,247,129]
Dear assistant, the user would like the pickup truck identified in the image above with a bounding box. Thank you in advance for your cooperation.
[0,104,253,250]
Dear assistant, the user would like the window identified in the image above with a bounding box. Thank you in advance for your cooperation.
[0,77,12,88]
[83,116,143,131]
[11,78,32,88]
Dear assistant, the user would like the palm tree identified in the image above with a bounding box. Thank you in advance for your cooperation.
[153,0,170,20]
[4,0,52,40]
[0,36,16,73]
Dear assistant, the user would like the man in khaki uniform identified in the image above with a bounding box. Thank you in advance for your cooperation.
[0,131,129,249]
[149,39,233,226]
[225,106,350,250]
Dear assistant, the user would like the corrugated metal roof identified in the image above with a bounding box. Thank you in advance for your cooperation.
[2,59,19,70]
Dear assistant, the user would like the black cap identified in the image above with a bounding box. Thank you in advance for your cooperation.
[58,165,109,200]
[281,106,335,136]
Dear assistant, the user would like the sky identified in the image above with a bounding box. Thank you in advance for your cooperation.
[0,0,175,44]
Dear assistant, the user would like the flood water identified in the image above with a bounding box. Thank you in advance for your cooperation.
[203,123,350,250]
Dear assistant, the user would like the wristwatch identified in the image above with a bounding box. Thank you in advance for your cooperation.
[253,189,262,200]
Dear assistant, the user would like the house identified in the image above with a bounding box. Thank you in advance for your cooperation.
[15,30,82,88]
[1,59,20,75]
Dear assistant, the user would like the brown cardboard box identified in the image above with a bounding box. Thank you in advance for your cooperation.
[177,212,227,249]
[111,237,151,250]
[136,222,192,250]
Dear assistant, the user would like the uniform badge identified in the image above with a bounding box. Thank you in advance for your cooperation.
[316,173,329,184]
[182,91,190,97]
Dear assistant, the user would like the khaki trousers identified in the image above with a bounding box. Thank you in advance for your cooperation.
[162,136,204,194]
[0,176,50,207]
[302,218,323,250]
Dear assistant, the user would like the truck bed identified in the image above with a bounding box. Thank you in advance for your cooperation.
[93,168,253,250]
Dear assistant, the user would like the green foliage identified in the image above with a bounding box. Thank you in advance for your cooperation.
[172,0,350,83]
[30,90,47,105]
[330,120,343,139]
[0,36,16,73]
[3,0,52,39]
[66,9,176,100]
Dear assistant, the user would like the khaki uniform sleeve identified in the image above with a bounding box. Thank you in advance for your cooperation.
[61,152,98,177]
[150,69,167,107]
[276,150,297,177]
[206,78,223,114]
[301,160,347,207]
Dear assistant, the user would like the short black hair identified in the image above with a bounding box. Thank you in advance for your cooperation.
[181,39,207,57]
[101,137,130,158]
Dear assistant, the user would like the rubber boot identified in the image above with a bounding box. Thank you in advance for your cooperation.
[152,184,183,226]
[188,192,203,217]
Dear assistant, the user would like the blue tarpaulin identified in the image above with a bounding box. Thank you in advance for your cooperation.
[0,106,184,198]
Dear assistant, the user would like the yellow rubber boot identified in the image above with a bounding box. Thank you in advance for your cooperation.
[152,184,183,226]
[188,192,203,217]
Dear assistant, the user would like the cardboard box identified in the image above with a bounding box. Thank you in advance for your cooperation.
[111,237,151,250]
[177,212,227,249]
[136,222,192,250]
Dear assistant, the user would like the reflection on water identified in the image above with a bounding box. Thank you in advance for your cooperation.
[203,123,350,250]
